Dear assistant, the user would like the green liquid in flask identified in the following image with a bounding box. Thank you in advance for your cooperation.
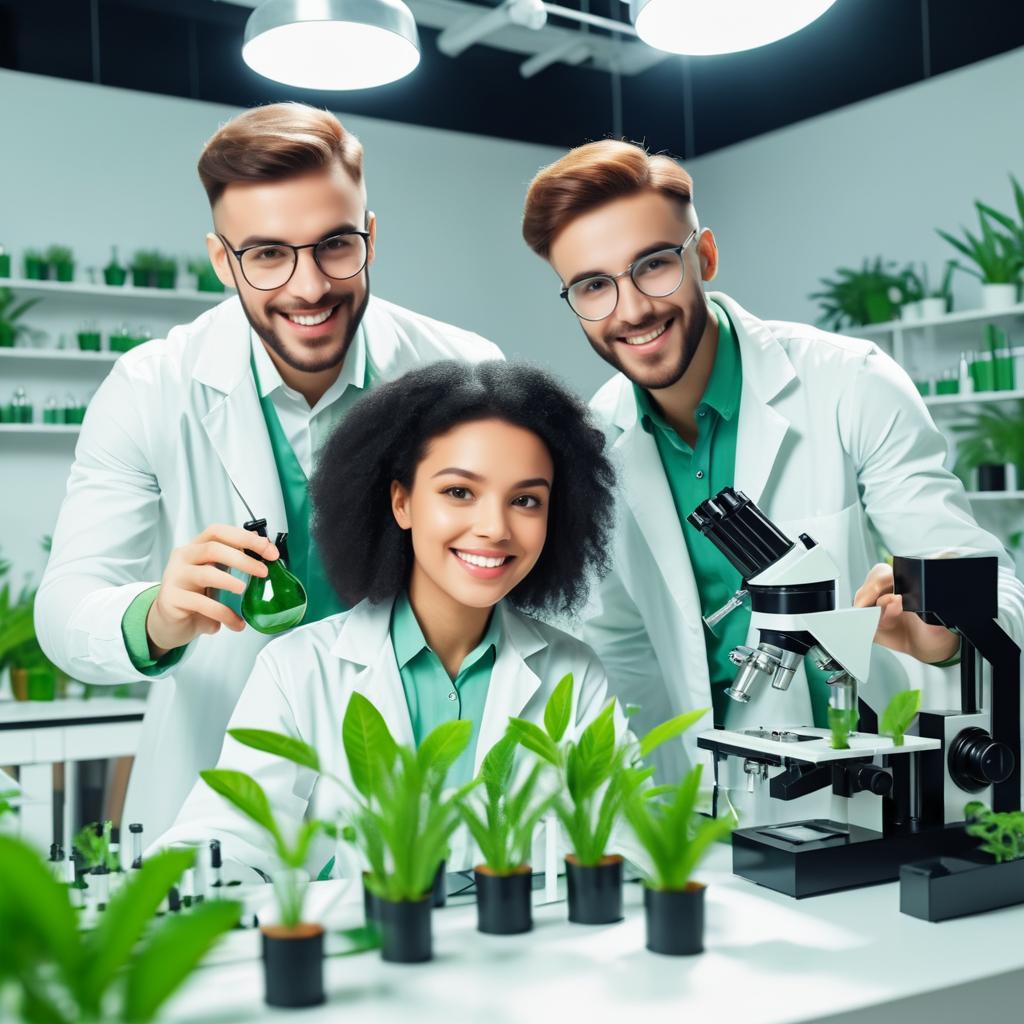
[241,521,307,635]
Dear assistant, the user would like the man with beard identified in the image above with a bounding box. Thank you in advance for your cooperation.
[522,139,1024,790]
[36,103,501,837]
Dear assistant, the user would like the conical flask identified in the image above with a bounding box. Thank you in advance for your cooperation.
[241,520,307,635]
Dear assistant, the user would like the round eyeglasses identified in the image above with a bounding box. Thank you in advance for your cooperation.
[218,231,370,291]
[560,230,698,321]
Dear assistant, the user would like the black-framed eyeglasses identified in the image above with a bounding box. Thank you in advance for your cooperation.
[560,230,698,321]
[218,230,371,291]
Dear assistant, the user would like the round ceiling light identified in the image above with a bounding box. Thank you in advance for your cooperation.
[629,0,839,56]
[243,0,421,90]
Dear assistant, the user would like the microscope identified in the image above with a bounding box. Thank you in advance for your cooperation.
[687,488,1020,897]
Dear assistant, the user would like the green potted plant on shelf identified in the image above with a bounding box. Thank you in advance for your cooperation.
[810,257,905,331]
[0,244,10,278]
[625,761,736,956]
[0,835,240,1023]
[456,732,556,935]
[129,250,159,289]
[0,550,62,702]
[951,401,1024,493]
[507,673,708,926]
[188,256,225,293]
[45,244,75,283]
[899,261,956,321]
[0,287,41,348]
[22,248,47,280]
[199,768,331,1008]
[154,254,178,290]
[104,246,128,287]
[938,201,1022,312]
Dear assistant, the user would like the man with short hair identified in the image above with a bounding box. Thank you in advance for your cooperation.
[37,103,501,838]
[522,139,1024,786]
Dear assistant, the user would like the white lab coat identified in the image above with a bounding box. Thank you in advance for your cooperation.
[156,597,616,879]
[35,294,503,839]
[585,292,1024,786]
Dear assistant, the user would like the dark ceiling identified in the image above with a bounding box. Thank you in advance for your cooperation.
[2,0,1023,156]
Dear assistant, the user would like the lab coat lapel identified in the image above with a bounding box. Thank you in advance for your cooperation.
[715,293,796,506]
[331,599,415,747]
[473,605,546,772]
[193,300,287,531]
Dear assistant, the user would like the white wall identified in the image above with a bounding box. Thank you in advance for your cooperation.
[685,47,1024,324]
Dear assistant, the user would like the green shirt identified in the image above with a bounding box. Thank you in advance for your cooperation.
[391,592,498,789]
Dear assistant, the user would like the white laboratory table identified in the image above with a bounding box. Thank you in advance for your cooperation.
[0,697,147,846]
[162,844,1024,1024]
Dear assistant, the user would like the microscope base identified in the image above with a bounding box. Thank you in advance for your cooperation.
[732,819,978,898]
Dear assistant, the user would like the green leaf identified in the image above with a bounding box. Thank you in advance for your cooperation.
[200,770,282,847]
[879,690,921,746]
[342,692,398,800]
[121,900,241,1023]
[638,707,709,759]
[543,673,574,743]
[79,847,195,1014]
[506,717,561,766]
[417,719,472,777]
[228,728,320,772]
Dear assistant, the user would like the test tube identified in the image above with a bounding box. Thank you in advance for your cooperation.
[209,840,223,895]
[129,822,144,870]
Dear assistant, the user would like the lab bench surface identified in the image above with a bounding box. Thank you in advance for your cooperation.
[161,844,1024,1024]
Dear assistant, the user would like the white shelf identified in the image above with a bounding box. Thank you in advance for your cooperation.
[1,277,226,305]
[0,423,80,435]
[0,347,120,364]
[965,490,1024,502]
[925,388,1024,409]
[853,300,1024,337]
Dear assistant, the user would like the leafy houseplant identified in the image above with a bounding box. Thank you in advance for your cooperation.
[0,549,62,701]
[154,254,178,290]
[880,690,921,747]
[200,767,329,1007]
[129,251,177,289]
[456,733,555,935]
[104,246,127,287]
[0,836,239,1023]
[899,261,955,319]
[938,199,1022,311]
[625,761,735,956]
[951,401,1024,492]
[810,257,905,331]
[0,287,41,348]
[339,692,478,962]
[22,248,46,280]
[45,244,75,283]
[188,256,225,294]
[507,673,708,925]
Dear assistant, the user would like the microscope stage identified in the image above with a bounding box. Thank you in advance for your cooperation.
[698,727,941,765]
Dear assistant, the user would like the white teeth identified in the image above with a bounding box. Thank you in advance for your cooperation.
[624,321,669,345]
[286,307,334,326]
[455,551,508,569]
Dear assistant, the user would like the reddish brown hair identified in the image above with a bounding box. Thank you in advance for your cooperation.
[522,139,694,259]
[197,102,364,207]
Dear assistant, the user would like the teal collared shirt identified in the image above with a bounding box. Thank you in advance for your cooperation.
[391,592,498,788]
[634,299,748,727]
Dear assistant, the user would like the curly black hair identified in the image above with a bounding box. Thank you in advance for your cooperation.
[310,360,615,617]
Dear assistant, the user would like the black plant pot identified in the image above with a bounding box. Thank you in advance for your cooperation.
[644,884,705,955]
[565,855,623,924]
[377,895,433,963]
[431,860,447,908]
[260,924,324,1008]
[977,464,1007,492]
[900,853,1024,922]
[474,865,533,935]
[362,874,379,925]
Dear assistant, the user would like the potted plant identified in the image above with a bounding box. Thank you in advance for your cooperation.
[130,250,159,289]
[938,204,1022,312]
[0,288,41,348]
[104,246,128,287]
[188,256,225,293]
[810,257,905,331]
[45,244,75,283]
[456,732,555,935]
[0,835,240,1022]
[154,254,178,290]
[899,261,955,320]
[339,693,479,962]
[508,674,708,925]
[900,801,1024,922]
[625,762,735,955]
[200,768,329,1007]
[0,552,63,702]
[22,248,47,280]
[951,402,1024,492]
[0,245,10,278]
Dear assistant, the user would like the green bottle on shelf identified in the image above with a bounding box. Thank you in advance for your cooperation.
[241,519,307,635]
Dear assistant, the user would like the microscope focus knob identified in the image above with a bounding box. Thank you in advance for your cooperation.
[949,728,1016,793]
[854,765,892,797]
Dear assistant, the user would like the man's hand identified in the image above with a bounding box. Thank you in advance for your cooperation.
[853,562,959,665]
[146,525,279,658]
